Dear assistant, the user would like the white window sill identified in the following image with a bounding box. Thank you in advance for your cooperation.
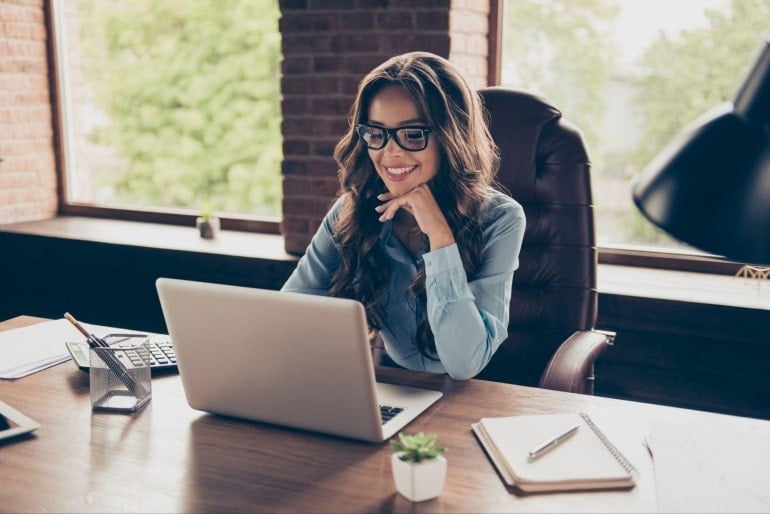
[0,216,296,263]
[599,264,770,311]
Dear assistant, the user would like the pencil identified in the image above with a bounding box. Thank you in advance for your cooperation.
[64,312,107,347]
[64,312,91,339]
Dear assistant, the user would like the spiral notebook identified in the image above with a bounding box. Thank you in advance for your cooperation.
[472,412,637,493]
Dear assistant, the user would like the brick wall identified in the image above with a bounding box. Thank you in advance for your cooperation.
[0,0,57,223]
[279,0,491,254]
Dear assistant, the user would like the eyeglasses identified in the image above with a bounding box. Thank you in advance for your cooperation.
[355,124,433,151]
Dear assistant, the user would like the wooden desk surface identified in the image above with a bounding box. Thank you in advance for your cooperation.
[1,315,768,513]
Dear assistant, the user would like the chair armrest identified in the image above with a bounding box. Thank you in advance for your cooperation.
[538,330,615,394]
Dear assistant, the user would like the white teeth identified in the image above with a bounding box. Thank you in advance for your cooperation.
[387,166,414,175]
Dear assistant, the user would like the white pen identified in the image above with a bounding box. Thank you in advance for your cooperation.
[528,423,580,460]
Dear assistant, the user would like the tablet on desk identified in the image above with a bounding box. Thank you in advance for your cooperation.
[0,400,40,441]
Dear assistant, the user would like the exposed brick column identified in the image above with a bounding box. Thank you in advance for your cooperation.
[0,0,57,223]
[279,0,490,255]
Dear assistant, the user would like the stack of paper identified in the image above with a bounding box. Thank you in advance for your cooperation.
[0,318,112,379]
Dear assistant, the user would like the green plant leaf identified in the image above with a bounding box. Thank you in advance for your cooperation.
[389,432,445,463]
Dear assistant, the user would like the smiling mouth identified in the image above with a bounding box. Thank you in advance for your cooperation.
[384,164,417,181]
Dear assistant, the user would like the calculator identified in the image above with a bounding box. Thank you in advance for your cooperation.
[65,335,177,372]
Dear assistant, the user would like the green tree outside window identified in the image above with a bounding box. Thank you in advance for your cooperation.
[77,0,282,216]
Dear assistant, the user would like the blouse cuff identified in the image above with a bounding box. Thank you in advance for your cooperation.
[423,243,463,276]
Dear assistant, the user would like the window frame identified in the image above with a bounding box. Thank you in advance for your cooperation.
[486,0,743,276]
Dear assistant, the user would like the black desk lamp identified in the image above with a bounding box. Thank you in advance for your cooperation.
[631,33,770,265]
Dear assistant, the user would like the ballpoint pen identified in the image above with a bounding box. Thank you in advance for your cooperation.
[528,423,580,461]
[64,312,149,399]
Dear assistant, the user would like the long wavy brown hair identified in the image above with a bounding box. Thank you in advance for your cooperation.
[329,51,500,360]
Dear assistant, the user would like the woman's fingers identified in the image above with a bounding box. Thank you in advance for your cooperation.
[376,200,402,222]
[375,185,428,222]
[374,185,454,248]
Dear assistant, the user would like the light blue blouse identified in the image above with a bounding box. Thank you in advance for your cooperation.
[281,187,526,380]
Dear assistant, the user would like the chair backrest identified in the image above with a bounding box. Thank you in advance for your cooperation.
[476,87,598,386]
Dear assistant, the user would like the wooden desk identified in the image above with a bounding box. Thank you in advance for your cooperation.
[1,315,767,513]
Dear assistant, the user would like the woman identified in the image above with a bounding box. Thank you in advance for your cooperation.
[282,51,525,380]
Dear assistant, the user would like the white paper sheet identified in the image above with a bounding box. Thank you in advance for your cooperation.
[0,318,119,379]
[647,419,770,513]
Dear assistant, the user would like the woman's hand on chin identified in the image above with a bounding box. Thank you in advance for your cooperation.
[375,185,455,250]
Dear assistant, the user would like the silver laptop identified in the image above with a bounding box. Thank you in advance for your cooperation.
[155,277,442,443]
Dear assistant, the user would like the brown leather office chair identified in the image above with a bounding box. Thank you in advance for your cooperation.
[476,86,615,395]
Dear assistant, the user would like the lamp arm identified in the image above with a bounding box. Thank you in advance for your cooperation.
[734,32,770,125]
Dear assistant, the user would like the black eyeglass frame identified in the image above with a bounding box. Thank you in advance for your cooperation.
[355,123,433,151]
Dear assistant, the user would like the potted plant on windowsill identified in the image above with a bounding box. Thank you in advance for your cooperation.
[196,201,220,239]
[389,432,447,502]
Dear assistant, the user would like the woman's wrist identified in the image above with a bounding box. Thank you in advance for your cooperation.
[428,230,455,250]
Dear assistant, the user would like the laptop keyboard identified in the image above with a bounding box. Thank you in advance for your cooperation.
[380,404,403,424]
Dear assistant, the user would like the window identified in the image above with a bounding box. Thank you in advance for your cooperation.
[497,0,768,271]
[51,0,282,231]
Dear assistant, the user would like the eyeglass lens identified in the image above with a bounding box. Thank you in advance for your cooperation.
[357,125,429,151]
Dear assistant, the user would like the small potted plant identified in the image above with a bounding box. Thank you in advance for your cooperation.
[196,201,220,239]
[389,431,447,502]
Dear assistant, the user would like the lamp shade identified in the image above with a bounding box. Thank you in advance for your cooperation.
[632,33,770,264]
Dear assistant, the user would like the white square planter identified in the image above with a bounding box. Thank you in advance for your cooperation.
[391,453,447,502]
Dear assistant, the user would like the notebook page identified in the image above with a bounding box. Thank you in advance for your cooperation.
[478,412,634,487]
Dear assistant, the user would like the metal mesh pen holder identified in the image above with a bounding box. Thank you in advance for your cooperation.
[89,339,152,412]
